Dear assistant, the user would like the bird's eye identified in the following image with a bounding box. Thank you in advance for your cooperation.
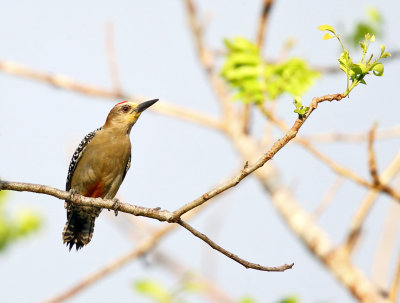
[121,105,131,113]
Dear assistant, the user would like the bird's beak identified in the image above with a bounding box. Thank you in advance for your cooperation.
[135,99,159,113]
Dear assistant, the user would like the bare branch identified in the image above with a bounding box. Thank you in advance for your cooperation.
[258,105,400,202]
[0,180,172,221]
[183,0,235,126]
[371,199,400,291]
[312,177,345,219]
[41,224,176,303]
[388,252,400,303]
[153,251,235,303]
[172,93,345,219]
[304,125,400,143]
[228,125,386,302]
[368,122,380,184]
[345,150,400,254]
[0,180,291,273]
[256,0,274,50]
[0,60,223,131]
[178,219,293,272]
[104,21,121,91]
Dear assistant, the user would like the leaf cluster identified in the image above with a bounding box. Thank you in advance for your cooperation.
[347,7,383,48]
[319,25,391,97]
[134,277,203,303]
[220,37,319,104]
[0,191,41,252]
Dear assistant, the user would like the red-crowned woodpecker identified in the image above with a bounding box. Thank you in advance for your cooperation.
[63,99,158,250]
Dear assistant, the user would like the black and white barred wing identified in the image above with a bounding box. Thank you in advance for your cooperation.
[66,127,102,191]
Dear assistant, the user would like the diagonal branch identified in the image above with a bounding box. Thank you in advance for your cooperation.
[304,125,400,143]
[172,93,345,219]
[0,60,223,131]
[258,105,400,202]
[227,122,387,302]
[178,219,293,271]
[368,122,380,185]
[0,180,291,272]
[256,0,275,50]
[388,252,400,303]
[104,21,121,92]
[344,149,400,254]
[183,0,235,127]
[41,224,176,303]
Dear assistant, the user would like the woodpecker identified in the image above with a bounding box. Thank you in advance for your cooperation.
[63,99,158,251]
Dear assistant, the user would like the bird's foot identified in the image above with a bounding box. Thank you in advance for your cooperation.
[65,189,77,211]
[111,198,120,216]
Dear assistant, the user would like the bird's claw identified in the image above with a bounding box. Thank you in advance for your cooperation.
[112,198,120,216]
[65,189,77,211]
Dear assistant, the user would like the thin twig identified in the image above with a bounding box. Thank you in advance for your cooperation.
[256,0,274,49]
[172,93,345,219]
[178,219,293,272]
[105,21,121,91]
[41,224,176,303]
[228,123,385,302]
[153,251,235,303]
[304,125,400,143]
[41,193,208,303]
[184,0,235,127]
[0,180,172,221]
[370,198,400,291]
[0,60,223,130]
[368,122,380,185]
[388,252,400,303]
[345,150,400,254]
[258,105,400,202]
[0,179,292,272]
[312,177,344,219]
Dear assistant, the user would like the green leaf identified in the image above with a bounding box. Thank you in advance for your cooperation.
[0,193,42,252]
[239,296,257,303]
[360,42,367,53]
[367,6,383,23]
[134,279,172,303]
[279,296,299,303]
[318,24,335,34]
[370,34,375,42]
[322,33,335,40]
[293,97,309,116]
[183,281,204,293]
[371,63,384,76]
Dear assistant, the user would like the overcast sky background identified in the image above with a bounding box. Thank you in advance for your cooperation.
[1,1,400,302]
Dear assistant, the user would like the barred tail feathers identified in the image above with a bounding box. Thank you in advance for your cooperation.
[62,206,101,251]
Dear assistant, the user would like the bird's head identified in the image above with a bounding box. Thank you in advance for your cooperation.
[104,99,158,133]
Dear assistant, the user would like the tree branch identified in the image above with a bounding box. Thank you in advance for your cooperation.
[0,60,223,131]
[256,0,274,50]
[258,105,400,202]
[368,122,380,185]
[178,219,293,272]
[388,251,400,303]
[104,21,121,92]
[183,0,235,127]
[171,93,345,219]
[345,149,400,254]
[0,180,291,272]
[303,125,400,143]
[227,123,387,302]
[41,224,176,303]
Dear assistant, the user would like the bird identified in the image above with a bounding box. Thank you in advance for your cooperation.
[63,99,158,251]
